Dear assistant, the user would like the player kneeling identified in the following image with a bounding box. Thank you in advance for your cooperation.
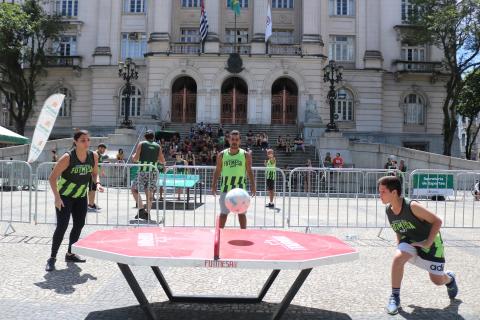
[378,176,458,315]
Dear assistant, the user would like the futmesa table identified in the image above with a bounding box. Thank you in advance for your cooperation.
[73,227,358,320]
[157,173,202,207]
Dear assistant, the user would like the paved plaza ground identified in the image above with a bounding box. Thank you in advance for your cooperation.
[0,218,479,320]
[0,183,479,319]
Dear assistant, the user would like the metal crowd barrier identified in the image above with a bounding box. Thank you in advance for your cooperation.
[0,160,32,235]
[160,165,286,228]
[0,162,477,232]
[35,162,162,226]
[33,163,286,229]
[408,169,480,228]
[287,168,400,228]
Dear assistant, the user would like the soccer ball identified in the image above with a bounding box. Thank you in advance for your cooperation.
[225,188,251,214]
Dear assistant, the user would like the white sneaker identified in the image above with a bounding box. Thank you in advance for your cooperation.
[386,294,400,315]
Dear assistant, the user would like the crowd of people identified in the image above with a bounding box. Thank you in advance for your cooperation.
[384,156,407,172]
[274,135,305,153]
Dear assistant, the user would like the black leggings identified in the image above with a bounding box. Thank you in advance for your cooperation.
[50,196,88,258]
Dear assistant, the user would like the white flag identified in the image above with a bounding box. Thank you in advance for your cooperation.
[27,94,65,163]
[265,0,272,43]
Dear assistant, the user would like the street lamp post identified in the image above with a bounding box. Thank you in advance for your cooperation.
[323,60,344,132]
[118,58,138,128]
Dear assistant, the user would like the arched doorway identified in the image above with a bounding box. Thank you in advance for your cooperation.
[221,77,248,124]
[171,76,197,123]
[271,78,298,124]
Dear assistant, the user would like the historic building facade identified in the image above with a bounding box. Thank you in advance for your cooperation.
[1,0,449,153]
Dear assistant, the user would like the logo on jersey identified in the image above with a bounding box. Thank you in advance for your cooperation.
[70,164,93,175]
[223,159,243,168]
[391,220,416,233]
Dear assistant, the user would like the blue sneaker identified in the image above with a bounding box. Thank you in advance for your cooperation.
[386,294,400,315]
[446,271,458,299]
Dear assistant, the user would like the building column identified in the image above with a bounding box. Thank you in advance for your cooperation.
[204,0,220,53]
[302,0,323,55]
[251,0,267,54]
[363,0,383,69]
[149,0,172,51]
[93,0,111,65]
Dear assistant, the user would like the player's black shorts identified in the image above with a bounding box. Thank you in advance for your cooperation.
[266,179,275,191]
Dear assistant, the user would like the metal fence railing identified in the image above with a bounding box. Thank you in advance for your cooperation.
[287,168,400,228]
[0,160,32,234]
[1,162,479,233]
[408,170,480,228]
[35,162,163,226]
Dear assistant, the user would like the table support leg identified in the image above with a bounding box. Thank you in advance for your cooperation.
[271,268,312,320]
[118,263,158,320]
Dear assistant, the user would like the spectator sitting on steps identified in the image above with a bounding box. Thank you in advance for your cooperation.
[294,136,305,152]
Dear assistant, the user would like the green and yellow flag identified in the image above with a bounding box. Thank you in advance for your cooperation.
[228,0,241,16]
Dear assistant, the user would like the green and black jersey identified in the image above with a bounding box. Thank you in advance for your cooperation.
[386,198,445,263]
[139,141,160,172]
[266,158,276,180]
[220,148,247,192]
[57,149,94,198]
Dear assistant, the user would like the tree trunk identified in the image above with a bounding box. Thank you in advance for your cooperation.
[442,99,454,156]
[467,122,480,160]
[465,120,473,159]
[14,118,26,136]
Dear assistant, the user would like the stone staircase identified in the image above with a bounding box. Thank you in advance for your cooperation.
[163,123,320,168]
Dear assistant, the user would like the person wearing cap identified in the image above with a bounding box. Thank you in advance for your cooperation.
[88,143,107,211]
[131,130,166,221]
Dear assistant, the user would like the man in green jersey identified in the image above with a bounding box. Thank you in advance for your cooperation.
[264,149,276,208]
[378,176,458,315]
[212,130,256,229]
[131,130,166,221]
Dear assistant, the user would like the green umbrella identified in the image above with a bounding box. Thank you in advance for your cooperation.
[0,126,29,145]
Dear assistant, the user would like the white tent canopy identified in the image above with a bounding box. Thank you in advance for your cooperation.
[0,126,29,145]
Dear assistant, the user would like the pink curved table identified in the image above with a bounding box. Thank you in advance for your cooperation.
[73,227,358,320]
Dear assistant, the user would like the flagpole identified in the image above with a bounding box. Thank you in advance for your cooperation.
[234,13,237,54]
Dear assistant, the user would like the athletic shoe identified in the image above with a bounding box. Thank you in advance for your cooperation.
[87,205,97,212]
[265,203,274,208]
[446,271,458,299]
[65,254,86,263]
[134,208,147,219]
[45,257,56,272]
[134,208,151,220]
[386,294,400,315]
[140,210,151,221]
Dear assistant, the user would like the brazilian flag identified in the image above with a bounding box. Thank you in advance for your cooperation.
[228,0,241,16]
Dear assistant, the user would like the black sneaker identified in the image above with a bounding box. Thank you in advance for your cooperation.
[134,208,147,219]
[265,203,274,208]
[140,210,151,221]
[45,257,56,272]
[65,253,86,263]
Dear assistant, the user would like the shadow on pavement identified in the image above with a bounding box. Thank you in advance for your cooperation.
[399,299,464,319]
[85,302,352,320]
[34,263,97,295]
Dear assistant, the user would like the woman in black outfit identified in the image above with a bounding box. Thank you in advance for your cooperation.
[45,130,103,271]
